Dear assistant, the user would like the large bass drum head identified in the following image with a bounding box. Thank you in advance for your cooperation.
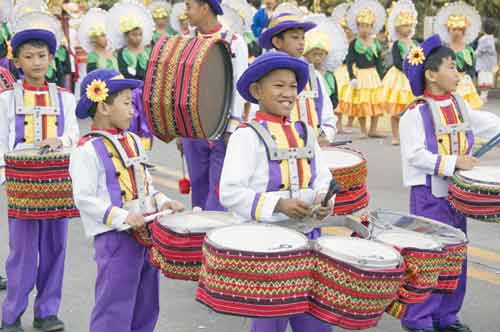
[198,42,233,139]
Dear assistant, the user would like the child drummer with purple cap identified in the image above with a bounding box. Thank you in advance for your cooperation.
[220,51,334,332]
[399,35,500,332]
[69,69,184,332]
[258,7,337,147]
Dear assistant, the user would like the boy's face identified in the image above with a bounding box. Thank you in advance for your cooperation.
[426,56,460,93]
[93,35,108,49]
[448,28,465,42]
[304,48,327,69]
[107,89,134,130]
[185,0,207,27]
[272,28,305,58]
[126,28,143,48]
[357,22,372,38]
[263,0,278,11]
[14,44,53,81]
[397,24,412,38]
[154,17,168,30]
[250,69,298,117]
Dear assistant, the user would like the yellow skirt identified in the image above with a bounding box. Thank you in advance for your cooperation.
[349,67,384,117]
[380,67,415,115]
[456,73,483,110]
[335,65,353,115]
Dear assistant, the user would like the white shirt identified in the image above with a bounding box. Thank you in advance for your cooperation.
[316,70,338,142]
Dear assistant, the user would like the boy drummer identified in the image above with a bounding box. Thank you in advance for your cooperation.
[70,69,184,332]
[220,51,334,332]
[0,13,79,332]
[399,35,500,332]
[259,10,337,146]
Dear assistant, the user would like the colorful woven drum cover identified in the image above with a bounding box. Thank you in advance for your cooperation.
[309,237,404,330]
[321,146,370,215]
[449,167,500,223]
[368,210,468,293]
[196,224,313,318]
[131,224,153,248]
[143,35,233,143]
[150,211,246,281]
[0,67,14,93]
[5,148,79,220]
[375,231,447,319]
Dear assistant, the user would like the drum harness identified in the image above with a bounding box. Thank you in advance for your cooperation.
[14,81,60,146]
[297,64,319,125]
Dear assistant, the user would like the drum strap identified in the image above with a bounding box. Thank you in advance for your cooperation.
[246,120,315,199]
[85,130,149,211]
[297,65,319,123]
[419,94,472,155]
[14,82,60,144]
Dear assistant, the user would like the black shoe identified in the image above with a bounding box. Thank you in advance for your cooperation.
[437,321,472,332]
[0,318,24,332]
[0,276,6,290]
[33,316,64,332]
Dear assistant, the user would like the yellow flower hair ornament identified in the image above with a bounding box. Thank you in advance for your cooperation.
[88,25,106,38]
[119,16,143,33]
[447,15,469,29]
[152,7,169,19]
[86,80,109,103]
[396,11,416,27]
[407,47,425,66]
[356,9,376,25]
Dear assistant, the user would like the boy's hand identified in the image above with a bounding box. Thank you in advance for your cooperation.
[315,205,332,220]
[124,212,146,229]
[161,200,185,213]
[37,138,62,150]
[456,155,478,170]
[318,134,330,147]
[275,198,311,220]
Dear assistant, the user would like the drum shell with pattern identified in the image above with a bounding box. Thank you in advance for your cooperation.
[449,167,500,223]
[320,146,369,215]
[5,148,79,220]
[143,35,233,143]
[196,224,313,318]
[309,237,404,330]
[0,66,14,93]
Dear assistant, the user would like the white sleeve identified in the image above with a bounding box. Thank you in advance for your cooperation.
[400,108,457,177]
[60,92,80,147]
[317,73,337,142]
[312,138,333,195]
[468,109,500,142]
[219,129,280,221]
[226,35,249,133]
[0,92,11,184]
[69,144,129,229]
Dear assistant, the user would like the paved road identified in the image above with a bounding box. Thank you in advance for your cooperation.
[1,100,500,332]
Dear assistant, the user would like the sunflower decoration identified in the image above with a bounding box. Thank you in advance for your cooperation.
[86,79,109,103]
[407,47,425,66]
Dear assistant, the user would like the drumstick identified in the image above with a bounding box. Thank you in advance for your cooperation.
[473,133,500,158]
[329,140,352,147]
[119,209,173,232]
[322,179,340,207]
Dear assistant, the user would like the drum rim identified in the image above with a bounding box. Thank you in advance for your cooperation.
[454,167,500,189]
[370,209,468,245]
[5,147,72,157]
[375,229,444,251]
[156,211,246,234]
[321,145,366,169]
[315,236,402,269]
[204,223,310,254]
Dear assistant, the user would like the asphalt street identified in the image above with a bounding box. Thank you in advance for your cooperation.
[1,99,499,332]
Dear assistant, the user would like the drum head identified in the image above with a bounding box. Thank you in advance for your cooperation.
[316,237,401,269]
[320,148,363,169]
[376,230,442,250]
[198,42,233,139]
[456,166,500,188]
[370,210,467,245]
[158,211,246,234]
[6,147,72,158]
[206,224,308,253]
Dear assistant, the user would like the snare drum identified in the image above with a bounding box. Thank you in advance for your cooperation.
[369,210,468,293]
[143,35,233,143]
[4,148,79,220]
[150,211,246,281]
[320,146,369,215]
[310,237,404,330]
[196,224,313,318]
[449,166,500,223]
[375,230,447,319]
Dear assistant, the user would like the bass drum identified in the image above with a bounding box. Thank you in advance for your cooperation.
[143,35,233,143]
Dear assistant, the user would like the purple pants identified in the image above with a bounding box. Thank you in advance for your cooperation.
[251,228,332,332]
[402,185,467,330]
[182,138,226,211]
[2,218,68,324]
[90,231,159,332]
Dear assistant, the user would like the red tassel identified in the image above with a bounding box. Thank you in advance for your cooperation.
[178,152,191,194]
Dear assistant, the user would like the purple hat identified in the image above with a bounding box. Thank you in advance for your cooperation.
[259,13,317,50]
[11,29,57,55]
[237,51,309,104]
[76,69,143,119]
[205,0,223,15]
[403,34,443,96]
